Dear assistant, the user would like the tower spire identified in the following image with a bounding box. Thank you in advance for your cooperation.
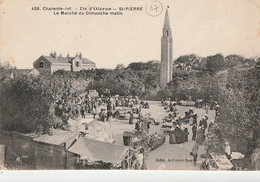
[160,8,173,89]
[163,9,171,29]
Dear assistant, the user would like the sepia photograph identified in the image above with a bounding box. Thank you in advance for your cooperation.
[0,0,259,175]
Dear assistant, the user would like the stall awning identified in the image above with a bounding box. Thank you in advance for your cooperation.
[68,137,130,164]
[33,129,80,149]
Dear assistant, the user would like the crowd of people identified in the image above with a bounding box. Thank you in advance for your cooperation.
[161,98,231,169]
[54,94,145,123]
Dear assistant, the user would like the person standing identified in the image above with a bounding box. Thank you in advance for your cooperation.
[99,109,106,122]
[136,148,144,170]
[192,144,199,166]
[192,114,198,125]
[107,109,112,121]
[215,103,220,120]
[192,124,197,141]
[199,114,208,136]
[135,120,141,131]
[205,103,209,114]
[93,107,97,119]
[196,126,204,144]
[225,141,232,160]
[80,107,86,118]
[129,111,134,125]
[114,109,120,122]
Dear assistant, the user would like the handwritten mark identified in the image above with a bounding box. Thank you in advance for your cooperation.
[145,1,163,17]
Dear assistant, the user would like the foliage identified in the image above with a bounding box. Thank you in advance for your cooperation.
[87,61,160,98]
[115,64,125,70]
[0,71,92,134]
[217,66,260,154]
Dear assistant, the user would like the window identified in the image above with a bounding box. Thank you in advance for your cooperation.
[166,31,168,36]
[76,62,80,67]
[39,61,44,68]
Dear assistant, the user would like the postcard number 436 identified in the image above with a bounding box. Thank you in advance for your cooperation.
[32,7,40,10]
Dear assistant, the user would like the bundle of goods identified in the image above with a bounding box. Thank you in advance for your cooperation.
[174,116,189,125]
[160,123,173,133]
[133,132,165,152]
[117,108,132,120]
[145,132,165,151]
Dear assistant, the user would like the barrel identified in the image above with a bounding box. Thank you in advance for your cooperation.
[123,131,142,146]
[123,131,132,146]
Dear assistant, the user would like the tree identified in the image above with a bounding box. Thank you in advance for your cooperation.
[206,54,225,71]
[217,66,260,159]
[0,76,54,133]
[115,64,125,70]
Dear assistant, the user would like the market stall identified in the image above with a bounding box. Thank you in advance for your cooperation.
[208,153,233,170]
[67,137,133,169]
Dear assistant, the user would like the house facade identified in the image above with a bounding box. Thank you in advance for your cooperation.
[33,52,96,73]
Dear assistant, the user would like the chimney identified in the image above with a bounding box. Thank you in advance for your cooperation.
[79,52,82,59]
[50,51,53,56]
[59,54,62,57]
[67,52,70,57]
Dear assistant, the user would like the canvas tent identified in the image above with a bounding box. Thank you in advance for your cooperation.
[68,137,130,165]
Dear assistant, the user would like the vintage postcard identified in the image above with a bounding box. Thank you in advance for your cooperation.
[0,0,259,172]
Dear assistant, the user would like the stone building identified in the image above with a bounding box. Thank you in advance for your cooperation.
[160,9,173,88]
[33,52,96,73]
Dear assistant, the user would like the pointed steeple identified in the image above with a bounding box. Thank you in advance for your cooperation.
[163,9,171,29]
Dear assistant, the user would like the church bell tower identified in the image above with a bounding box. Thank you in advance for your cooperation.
[160,9,173,88]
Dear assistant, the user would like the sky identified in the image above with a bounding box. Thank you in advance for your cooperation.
[0,0,259,69]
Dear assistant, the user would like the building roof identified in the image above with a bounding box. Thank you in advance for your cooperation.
[42,55,95,65]
[68,137,130,164]
[163,9,171,29]
[33,129,80,149]
[0,69,39,81]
